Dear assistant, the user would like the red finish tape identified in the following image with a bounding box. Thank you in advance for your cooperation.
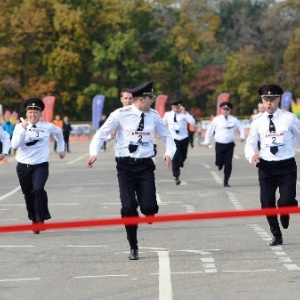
[0,206,300,234]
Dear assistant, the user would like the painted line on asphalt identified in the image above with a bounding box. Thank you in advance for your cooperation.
[248,224,300,271]
[0,278,40,282]
[226,191,244,210]
[223,269,275,273]
[158,251,173,300]
[66,153,89,165]
[0,186,21,202]
[74,274,128,279]
[200,163,211,169]
[210,171,222,184]
[0,245,34,248]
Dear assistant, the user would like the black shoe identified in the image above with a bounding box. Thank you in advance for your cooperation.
[32,221,40,234]
[147,215,154,225]
[280,215,290,229]
[217,165,223,171]
[175,177,181,185]
[128,249,139,260]
[224,182,231,187]
[269,236,283,246]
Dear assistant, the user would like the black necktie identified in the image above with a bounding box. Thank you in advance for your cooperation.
[25,125,38,146]
[137,113,144,131]
[174,113,179,134]
[129,113,144,153]
[268,115,278,155]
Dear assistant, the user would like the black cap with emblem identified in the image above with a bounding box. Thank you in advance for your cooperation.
[170,99,183,106]
[220,101,233,109]
[258,84,283,99]
[129,81,155,98]
[24,97,45,111]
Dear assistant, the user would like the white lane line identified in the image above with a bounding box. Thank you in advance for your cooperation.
[0,245,34,248]
[0,186,21,202]
[200,163,211,169]
[0,278,40,282]
[284,264,300,271]
[66,245,107,248]
[223,269,275,273]
[151,271,202,275]
[158,251,173,300]
[248,224,300,271]
[66,153,89,165]
[226,191,243,210]
[183,205,194,213]
[156,193,161,204]
[74,274,128,279]
[210,171,222,184]
[0,209,10,211]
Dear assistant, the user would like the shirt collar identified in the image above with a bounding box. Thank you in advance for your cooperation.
[131,104,148,116]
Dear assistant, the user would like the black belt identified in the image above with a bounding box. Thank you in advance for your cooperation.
[17,162,48,168]
[115,157,152,163]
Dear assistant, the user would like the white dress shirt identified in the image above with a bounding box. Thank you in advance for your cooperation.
[163,111,195,141]
[0,127,11,154]
[90,104,176,159]
[204,114,245,144]
[245,109,300,162]
[11,121,65,164]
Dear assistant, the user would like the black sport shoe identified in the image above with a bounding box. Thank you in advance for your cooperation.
[269,236,283,246]
[128,249,139,260]
[280,215,290,229]
[175,177,181,185]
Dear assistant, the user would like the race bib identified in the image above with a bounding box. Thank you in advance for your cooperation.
[28,128,45,141]
[130,131,151,146]
[265,133,284,147]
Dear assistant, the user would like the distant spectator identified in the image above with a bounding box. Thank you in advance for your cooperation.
[62,116,72,153]
[2,115,15,155]
[53,115,63,152]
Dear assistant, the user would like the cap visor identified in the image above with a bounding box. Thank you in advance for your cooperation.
[261,95,279,99]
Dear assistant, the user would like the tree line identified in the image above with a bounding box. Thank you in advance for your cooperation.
[0,0,299,120]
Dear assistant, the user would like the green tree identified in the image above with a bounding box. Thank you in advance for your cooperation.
[211,45,272,115]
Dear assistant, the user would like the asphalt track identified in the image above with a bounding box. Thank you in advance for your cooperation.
[1,138,300,300]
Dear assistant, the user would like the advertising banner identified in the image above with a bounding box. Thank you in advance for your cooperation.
[155,95,168,118]
[216,93,230,115]
[92,95,105,132]
[42,96,55,122]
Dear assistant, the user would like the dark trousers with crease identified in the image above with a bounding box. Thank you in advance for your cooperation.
[215,142,235,183]
[116,158,158,249]
[16,162,51,223]
[257,158,298,237]
[172,137,189,178]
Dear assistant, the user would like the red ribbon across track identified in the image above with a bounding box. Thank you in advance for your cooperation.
[1,206,300,233]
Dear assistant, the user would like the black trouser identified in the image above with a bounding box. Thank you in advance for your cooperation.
[64,135,70,152]
[116,157,158,249]
[257,158,298,237]
[172,137,189,178]
[215,142,235,183]
[16,162,51,223]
